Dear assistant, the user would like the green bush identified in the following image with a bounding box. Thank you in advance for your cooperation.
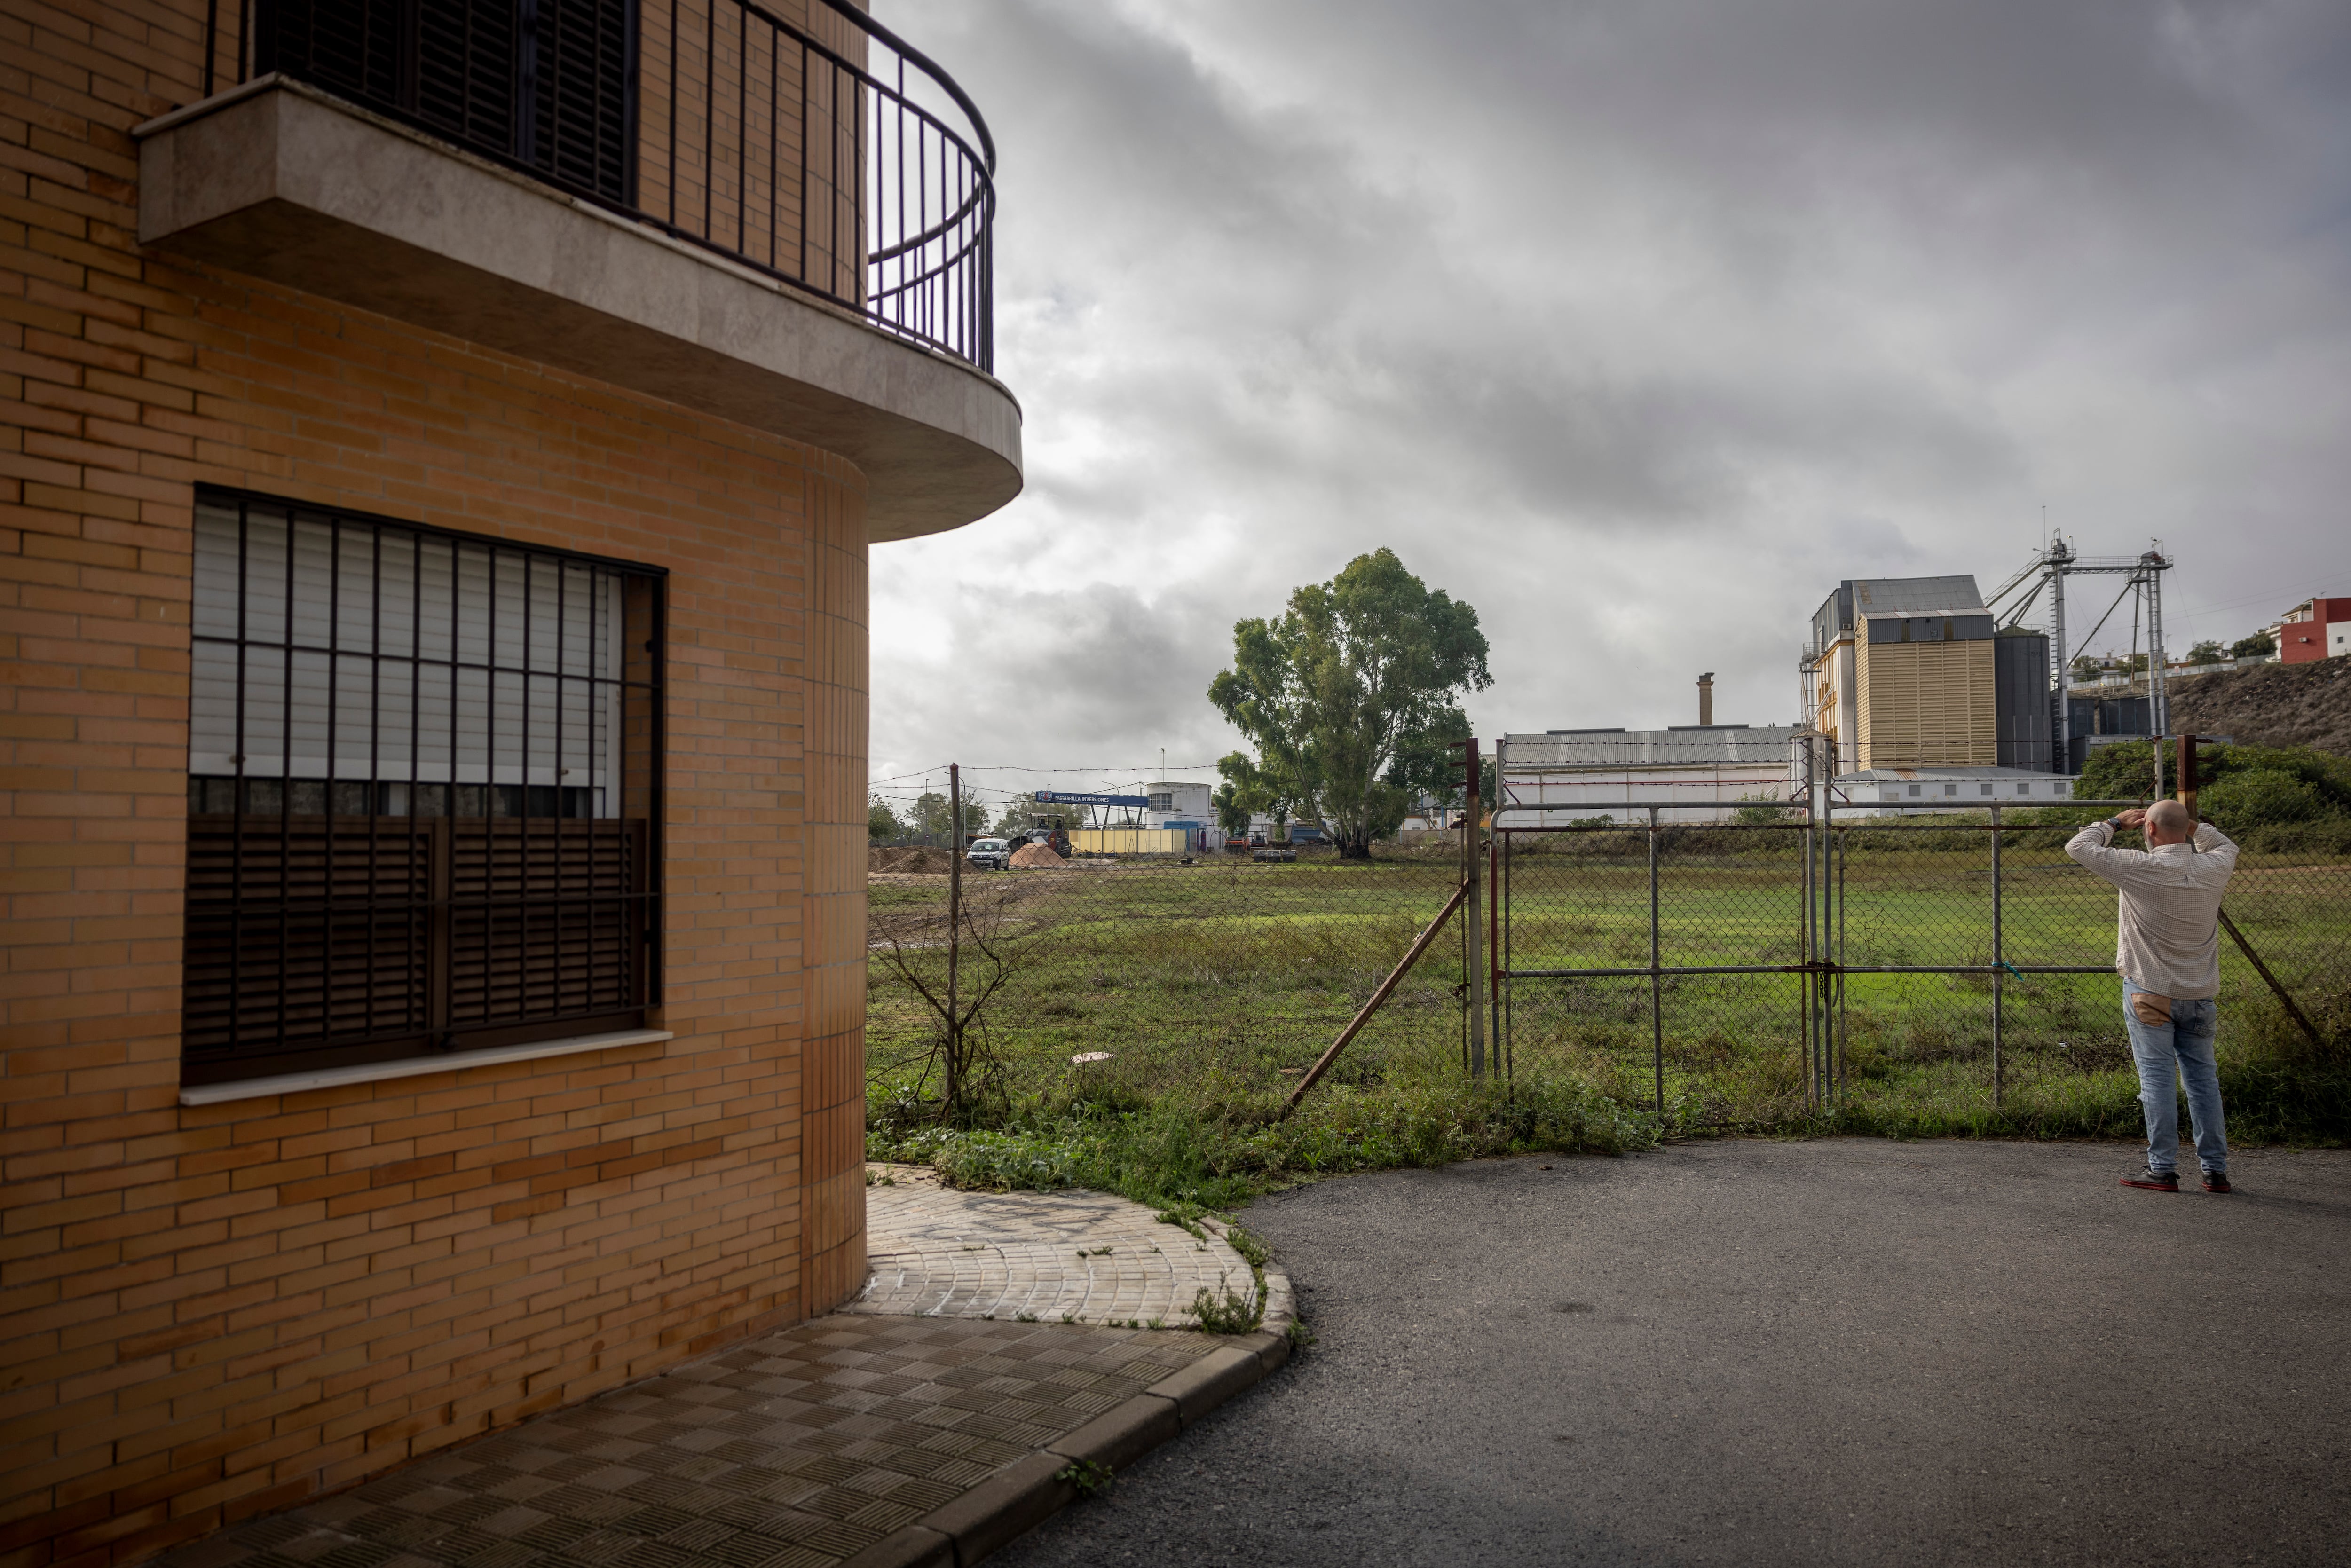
[1731,794,1799,826]
[2201,767,2328,826]
[2077,739,2351,818]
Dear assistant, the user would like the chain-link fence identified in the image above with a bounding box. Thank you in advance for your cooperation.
[865,809,2351,1127]
[1496,804,2351,1126]
[865,853,1478,1113]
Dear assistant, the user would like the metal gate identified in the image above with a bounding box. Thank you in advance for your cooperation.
[1489,796,2154,1123]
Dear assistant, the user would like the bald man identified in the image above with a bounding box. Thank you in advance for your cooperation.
[2066,799,2241,1193]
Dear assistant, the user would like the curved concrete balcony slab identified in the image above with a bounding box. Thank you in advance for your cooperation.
[135,78,1021,541]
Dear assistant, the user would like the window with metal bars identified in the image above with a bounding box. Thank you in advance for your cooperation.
[255,0,634,204]
[182,488,665,1086]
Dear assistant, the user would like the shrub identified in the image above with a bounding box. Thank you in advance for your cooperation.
[1731,794,1799,826]
[2200,768,2327,827]
[2076,739,2351,819]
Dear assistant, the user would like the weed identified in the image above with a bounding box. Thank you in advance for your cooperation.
[1191,1275,1264,1335]
[1055,1459,1115,1497]
[1286,1317,1318,1351]
[1015,1311,1038,1323]
[1217,1221,1270,1271]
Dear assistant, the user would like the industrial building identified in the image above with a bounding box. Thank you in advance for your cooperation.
[1498,725,1804,825]
[1834,769,2075,811]
[1804,576,2054,774]
[1148,780,1220,848]
[1030,782,1228,852]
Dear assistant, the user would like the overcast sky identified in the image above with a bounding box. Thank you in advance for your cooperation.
[866,0,2351,815]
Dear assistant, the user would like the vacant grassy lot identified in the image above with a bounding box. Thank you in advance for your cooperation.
[865,832,2351,1207]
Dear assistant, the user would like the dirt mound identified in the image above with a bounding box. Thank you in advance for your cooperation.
[1009,841,1065,867]
[869,845,952,874]
[2167,659,2351,756]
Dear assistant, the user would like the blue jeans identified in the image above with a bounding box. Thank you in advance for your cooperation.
[2122,980,2227,1175]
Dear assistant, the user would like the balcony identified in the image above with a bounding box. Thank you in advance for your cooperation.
[135,0,1019,538]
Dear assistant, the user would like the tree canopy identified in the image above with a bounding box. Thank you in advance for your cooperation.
[906,790,986,839]
[1208,549,1492,858]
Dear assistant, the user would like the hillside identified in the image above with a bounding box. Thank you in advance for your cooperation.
[2166,658,2351,757]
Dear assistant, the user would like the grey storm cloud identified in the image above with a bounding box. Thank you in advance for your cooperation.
[867,0,2351,794]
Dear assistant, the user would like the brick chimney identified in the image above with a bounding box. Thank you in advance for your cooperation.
[1698,671,1715,726]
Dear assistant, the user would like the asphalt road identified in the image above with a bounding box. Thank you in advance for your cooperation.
[992,1139,2351,1568]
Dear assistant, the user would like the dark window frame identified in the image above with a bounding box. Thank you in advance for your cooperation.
[181,486,668,1086]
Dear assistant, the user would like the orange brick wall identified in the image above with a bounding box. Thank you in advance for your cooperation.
[0,8,873,1566]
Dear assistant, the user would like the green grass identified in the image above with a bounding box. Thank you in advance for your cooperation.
[866,840,2351,1207]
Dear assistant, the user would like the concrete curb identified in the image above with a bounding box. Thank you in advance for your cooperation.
[837,1319,1295,1568]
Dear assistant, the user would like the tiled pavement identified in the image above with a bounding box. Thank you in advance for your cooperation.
[162,1315,1222,1568]
[851,1165,1266,1327]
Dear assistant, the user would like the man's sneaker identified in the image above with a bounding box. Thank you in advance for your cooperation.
[2120,1166,2179,1192]
[2201,1172,2232,1194]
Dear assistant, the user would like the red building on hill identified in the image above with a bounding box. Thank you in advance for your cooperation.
[2278,597,2351,663]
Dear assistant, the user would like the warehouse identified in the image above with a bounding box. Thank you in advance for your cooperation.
[1498,726,1804,825]
[1830,767,2076,816]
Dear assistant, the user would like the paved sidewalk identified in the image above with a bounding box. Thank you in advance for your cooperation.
[159,1171,1293,1568]
[853,1165,1277,1327]
[166,1316,1221,1568]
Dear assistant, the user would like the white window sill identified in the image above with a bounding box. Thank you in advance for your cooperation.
[177,1029,674,1106]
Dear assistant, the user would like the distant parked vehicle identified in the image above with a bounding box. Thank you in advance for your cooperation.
[964,837,1011,870]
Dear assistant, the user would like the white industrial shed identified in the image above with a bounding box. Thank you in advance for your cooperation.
[1830,766,2075,816]
[1498,726,1804,825]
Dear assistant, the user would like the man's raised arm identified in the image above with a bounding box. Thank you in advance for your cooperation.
[2067,810,2138,876]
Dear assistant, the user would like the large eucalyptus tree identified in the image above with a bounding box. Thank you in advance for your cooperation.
[1209,549,1492,858]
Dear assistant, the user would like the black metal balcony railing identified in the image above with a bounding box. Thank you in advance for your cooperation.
[204,0,995,371]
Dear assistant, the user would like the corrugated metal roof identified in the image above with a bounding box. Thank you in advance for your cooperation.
[1502,727,1802,769]
[1850,575,1985,615]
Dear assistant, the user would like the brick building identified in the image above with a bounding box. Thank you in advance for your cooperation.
[0,2,1020,1563]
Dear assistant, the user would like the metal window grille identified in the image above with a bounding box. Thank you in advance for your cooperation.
[182,488,666,1086]
[256,0,634,203]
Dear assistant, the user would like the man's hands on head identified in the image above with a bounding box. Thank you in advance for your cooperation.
[2112,808,2147,831]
